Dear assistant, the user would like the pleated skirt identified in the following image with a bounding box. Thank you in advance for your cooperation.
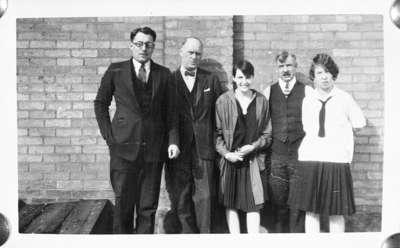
[287,161,356,216]
[219,163,268,212]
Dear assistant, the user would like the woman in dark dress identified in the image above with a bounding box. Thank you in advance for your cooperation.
[215,60,272,233]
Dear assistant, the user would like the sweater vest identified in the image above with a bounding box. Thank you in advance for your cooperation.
[269,82,305,142]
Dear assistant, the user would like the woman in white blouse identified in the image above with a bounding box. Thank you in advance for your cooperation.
[288,53,366,233]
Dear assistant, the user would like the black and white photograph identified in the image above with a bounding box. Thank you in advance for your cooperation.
[1,0,400,247]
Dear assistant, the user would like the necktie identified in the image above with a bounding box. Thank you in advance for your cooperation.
[318,96,332,137]
[283,81,290,96]
[138,63,146,83]
[184,70,195,77]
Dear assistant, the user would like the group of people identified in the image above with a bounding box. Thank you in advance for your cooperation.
[94,26,366,234]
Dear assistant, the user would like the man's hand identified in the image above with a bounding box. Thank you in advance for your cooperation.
[224,152,244,163]
[168,144,180,159]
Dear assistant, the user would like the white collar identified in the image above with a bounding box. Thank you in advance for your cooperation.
[314,86,338,101]
[180,66,197,78]
[132,58,150,73]
[278,76,296,90]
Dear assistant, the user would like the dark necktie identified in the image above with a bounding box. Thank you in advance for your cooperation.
[184,70,195,77]
[283,81,290,96]
[318,96,332,137]
[138,63,146,83]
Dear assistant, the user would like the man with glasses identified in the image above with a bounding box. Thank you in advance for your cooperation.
[94,26,180,234]
[262,51,312,233]
[164,37,224,233]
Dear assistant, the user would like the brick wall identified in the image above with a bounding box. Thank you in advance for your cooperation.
[234,15,383,231]
[17,15,382,231]
[17,16,233,203]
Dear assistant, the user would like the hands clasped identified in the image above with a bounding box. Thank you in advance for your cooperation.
[224,144,255,163]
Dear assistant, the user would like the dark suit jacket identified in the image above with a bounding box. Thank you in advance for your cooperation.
[172,68,224,160]
[94,59,178,162]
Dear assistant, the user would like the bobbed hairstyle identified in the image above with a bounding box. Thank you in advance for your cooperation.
[232,60,254,78]
[309,53,339,81]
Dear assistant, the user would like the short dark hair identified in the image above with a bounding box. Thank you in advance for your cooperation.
[233,60,254,78]
[130,26,156,42]
[275,50,297,67]
[309,53,339,81]
[232,60,254,90]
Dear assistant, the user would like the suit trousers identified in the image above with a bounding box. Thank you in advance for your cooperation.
[110,147,163,234]
[165,142,216,233]
[267,138,305,233]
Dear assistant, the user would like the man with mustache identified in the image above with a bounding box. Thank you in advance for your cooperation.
[165,37,225,233]
[262,51,313,233]
[94,26,179,234]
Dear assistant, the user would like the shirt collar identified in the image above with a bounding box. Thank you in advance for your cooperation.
[180,66,197,78]
[278,76,296,90]
[132,58,150,73]
[314,86,338,100]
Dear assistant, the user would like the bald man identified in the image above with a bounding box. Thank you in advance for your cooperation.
[165,37,225,233]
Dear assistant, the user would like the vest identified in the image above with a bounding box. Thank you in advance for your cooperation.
[269,81,305,142]
[131,62,153,117]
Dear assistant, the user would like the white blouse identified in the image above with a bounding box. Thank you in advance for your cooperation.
[298,86,366,163]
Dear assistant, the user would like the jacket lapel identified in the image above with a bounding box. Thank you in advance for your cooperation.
[122,60,141,113]
[150,61,160,102]
[175,70,194,118]
[255,92,263,127]
[194,69,207,108]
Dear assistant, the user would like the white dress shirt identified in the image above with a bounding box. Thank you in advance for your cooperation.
[298,86,366,163]
[180,67,197,92]
[132,58,150,83]
[262,77,314,100]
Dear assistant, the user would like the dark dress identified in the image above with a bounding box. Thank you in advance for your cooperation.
[219,99,265,212]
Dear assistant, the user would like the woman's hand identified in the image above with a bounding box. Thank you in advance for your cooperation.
[224,152,244,163]
[236,144,255,156]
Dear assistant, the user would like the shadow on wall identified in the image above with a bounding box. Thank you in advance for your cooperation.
[200,58,230,89]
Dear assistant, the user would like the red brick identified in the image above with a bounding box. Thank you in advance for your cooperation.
[72,119,98,127]
[44,137,70,145]
[57,58,84,66]
[29,163,56,172]
[70,171,97,180]
[46,102,71,110]
[44,49,70,57]
[83,180,111,190]
[82,145,108,154]
[43,154,69,162]
[19,154,42,163]
[19,137,43,145]
[56,180,83,190]
[45,119,71,128]
[71,137,97,145]
[71,49,98,57]
[30,58,57,66]
[56,41,83,48]
[18,110,29,118]
[56,93,83,101]
[61,23,88,31]
[28,145,54,154]
[19,102,45,110]
[56,128,82,137]
[56,110,83,119]
[18,145,28,154]
[70,154,95,163]
[30,41,56,48]
[19,119,44,128]
[55,145,81,154]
